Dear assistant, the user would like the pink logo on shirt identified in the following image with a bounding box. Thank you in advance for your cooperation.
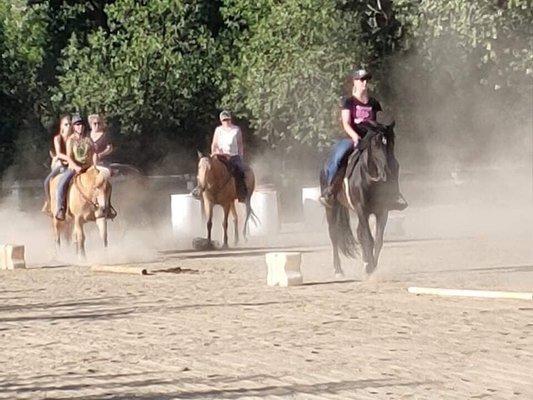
[355,105,373,122]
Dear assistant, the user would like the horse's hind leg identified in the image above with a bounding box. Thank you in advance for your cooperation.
[326,207,343,277]
[222,204,230,249]
[373,209,388,267]
[231,202,239,246]
[356,210,375,276]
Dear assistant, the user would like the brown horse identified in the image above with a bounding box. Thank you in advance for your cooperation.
[196,152,256,248]
[49,166,112,257]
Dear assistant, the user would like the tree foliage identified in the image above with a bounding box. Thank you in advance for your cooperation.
[220,0,370,149]
[1,0,531,178]
[53,0,220,137]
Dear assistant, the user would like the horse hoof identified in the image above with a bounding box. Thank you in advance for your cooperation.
[363,262,375,276]
[334,268,345,279]
[335,272,345,280]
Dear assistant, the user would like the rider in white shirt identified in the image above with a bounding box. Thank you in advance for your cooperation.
[193,110,248,201]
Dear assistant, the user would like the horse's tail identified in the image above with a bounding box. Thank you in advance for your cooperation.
[332,201,357,258]
[243,197,260,238]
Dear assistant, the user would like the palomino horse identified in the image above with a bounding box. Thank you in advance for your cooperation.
[49,166,112,257]
[320,127,393,277]
[196,152,256,248]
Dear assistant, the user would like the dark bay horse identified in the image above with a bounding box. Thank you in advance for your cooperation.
[196,152,256,248]
[321,128,393,277]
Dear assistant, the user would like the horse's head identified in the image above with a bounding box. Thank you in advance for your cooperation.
[363,130,390,183]
[196,150,212,191]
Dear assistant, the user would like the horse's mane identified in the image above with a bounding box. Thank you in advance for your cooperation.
[357,125,394,151]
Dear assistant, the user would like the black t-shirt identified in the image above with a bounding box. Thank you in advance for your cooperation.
[342,96,382,137]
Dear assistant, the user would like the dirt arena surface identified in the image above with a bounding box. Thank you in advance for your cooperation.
[1,228,532,399]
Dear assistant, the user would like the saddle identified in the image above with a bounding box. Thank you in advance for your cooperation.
[213,155,249,202]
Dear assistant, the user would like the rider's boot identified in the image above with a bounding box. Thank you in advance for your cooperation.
[56,207,66,221]
[319,185,335,208]
[191,186,202,200]
[105,204,117,219]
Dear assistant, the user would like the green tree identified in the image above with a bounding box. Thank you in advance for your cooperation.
[220,0,371,150]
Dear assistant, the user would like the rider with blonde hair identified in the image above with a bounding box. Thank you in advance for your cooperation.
[89,113,116,219]
[42,115,72,214]
[89,113,113,177]
[320,68,407,210]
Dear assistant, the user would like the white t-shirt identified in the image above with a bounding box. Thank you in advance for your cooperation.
[215,125,240,156]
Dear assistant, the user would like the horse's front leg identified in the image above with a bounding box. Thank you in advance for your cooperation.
[373,209,388,267]
[326,207,343,277]
[204,199,214,246]
[222,204,230,249]
[74,216,86,259]
[53,218,61,249]
[356,209,375,276]
[96,217,108,248]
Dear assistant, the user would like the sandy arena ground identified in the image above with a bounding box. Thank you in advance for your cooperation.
[1,214,532,399]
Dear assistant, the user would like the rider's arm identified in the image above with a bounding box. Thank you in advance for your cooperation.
[211,127,220,155]
[237,128,244,157]
[98,143,114,159]
[341,109,360,142]
[53,136,69,163]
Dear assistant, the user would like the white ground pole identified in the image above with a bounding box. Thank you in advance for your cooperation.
[408,287,532,300]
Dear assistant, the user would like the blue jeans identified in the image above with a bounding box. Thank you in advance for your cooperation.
[44,163,66,201]
[56,169,76,211]
[325,138,355,185]
[228,155,247,200]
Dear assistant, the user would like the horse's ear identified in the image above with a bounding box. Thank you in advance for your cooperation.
[197,150,204,160]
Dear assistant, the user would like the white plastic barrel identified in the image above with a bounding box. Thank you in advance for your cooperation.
[301,186,324,228]
[249,189,279,236]
[170,194,203,238]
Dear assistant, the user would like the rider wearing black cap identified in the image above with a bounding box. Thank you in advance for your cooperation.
[55,114,94,220]
[320,68,407,211]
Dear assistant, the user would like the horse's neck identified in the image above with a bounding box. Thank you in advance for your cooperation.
[205,158,230,189]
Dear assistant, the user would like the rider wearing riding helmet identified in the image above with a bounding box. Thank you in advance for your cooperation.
[320,67,407,211]
[210,110,248,201]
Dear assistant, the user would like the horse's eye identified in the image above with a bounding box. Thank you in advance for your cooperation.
[382,137,387,145]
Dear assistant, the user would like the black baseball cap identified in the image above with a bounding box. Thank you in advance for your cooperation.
[71,114,84,125]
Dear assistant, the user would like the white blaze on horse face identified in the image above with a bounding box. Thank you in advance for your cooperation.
[382,136,387,145]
